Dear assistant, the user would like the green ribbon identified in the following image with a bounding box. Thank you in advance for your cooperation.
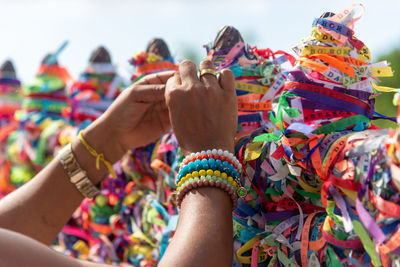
[253,133,281,142]
[23,75,65,94]
[313,115,369,135]
[352,220,382,267]
[326,246,343,267]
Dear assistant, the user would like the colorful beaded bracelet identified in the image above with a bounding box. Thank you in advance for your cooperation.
[177,158,240,184]
[176,150,247,203]
[177,169,239,189]
[182,155,241,174]
[181,154,242,174]
[181,149,242,171]
[176,175,239,209]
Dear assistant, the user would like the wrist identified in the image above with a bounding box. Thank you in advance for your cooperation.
[71,138,107,185]
[83,119,125,164]
[70,120,125,184]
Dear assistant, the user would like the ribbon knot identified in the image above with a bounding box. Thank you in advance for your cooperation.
[78,130,117,178]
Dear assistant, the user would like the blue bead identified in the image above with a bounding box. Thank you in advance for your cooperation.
[201,159,209,169]
[229,164,237,177]
[221,161,228,170]
[225,168,231,177]
[179,165,188,179]
[183,163,189,174]
[208,158,216,169]
[194,159,201,171]
[188,162,195,173]
[216,159,222,171]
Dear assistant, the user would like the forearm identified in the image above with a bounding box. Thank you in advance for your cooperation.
[159,187,233,267]
[0,124,115,245]
[0,228,111,267]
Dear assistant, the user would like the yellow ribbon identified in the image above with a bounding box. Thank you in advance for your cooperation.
[78,131,117,178]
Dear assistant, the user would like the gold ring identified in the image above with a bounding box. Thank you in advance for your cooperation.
[199,68,217,78]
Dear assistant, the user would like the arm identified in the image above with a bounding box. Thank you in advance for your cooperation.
[160,187,233,267]
[0,227,110,267]
[159,60,238,267]
[0,127,113,245]
[0,71,173,245]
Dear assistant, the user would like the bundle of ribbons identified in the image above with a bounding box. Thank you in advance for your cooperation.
[129,38,178,81]
[0,60,22,126]
[2,43,72,190]
[53,40,180,266]
[218,4,398,267]
[63,46,125,124]
[20,42,71,119]
[0,60,22,197]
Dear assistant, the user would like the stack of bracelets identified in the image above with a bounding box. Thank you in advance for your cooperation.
[176,149,246,209]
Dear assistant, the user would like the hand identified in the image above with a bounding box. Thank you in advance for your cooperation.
[83,71,174,163]
[165,60,237,156]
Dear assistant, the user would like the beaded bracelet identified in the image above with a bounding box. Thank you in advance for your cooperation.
[177,158,240,185]
[176,149,247,209]
[177,169,239,190]
[176,175,239,209]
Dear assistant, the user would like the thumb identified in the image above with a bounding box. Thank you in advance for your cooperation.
[219,69,235,92]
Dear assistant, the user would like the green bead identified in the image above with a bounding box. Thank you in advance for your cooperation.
[95,194,108,207]
[237,187,247,198]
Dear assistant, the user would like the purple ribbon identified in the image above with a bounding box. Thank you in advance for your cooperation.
[289,70,371,101]
[262,210,297,221]
[356,147,386,244]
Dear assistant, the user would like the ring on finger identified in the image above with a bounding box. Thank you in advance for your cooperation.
[199,68,217,78]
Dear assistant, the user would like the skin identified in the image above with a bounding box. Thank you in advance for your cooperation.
[159,60,237,267]
[0,228,110,267]
[0,60,237,267]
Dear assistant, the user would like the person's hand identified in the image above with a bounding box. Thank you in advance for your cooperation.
[165,60,237,156]
[82,71,174,163]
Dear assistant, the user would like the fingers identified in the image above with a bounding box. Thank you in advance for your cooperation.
[199,60,219,89]
[219,69,235,92]
[126,70,176,103]
[139,70,175,85]
[179,60,199,85]
[165,71,184,104]
[128,84,166,102]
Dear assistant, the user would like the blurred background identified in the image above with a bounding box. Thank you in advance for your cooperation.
[1,0,400,126]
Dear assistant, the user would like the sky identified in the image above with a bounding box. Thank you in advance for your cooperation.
[1,0,400,82]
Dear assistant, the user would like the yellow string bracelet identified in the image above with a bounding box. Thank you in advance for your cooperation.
[78,131,117,178]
